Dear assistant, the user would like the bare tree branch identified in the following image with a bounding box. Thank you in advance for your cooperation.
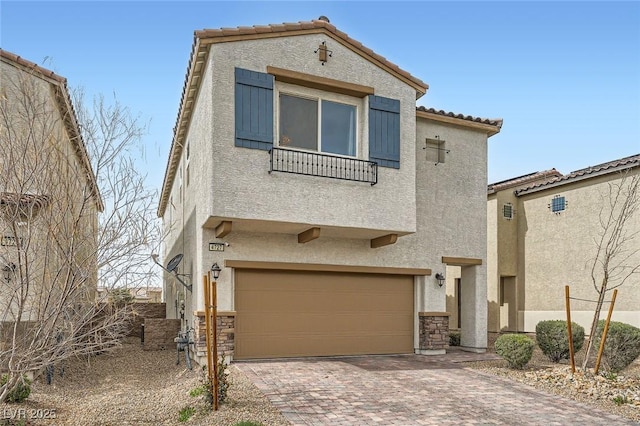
[1,62,160,401]
[582,170,640,370]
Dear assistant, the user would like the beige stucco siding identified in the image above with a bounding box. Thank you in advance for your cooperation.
[202,118,488,320]
[486,195,500,332]
[162,57,215,320]
[1,59,99,321]
[206,35,417,234]
[518,171,640,332]
[161,28,494,356]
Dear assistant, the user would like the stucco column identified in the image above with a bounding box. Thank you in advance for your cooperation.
[423,273,446,312]
[415,274,449,355]
[460,264,487,352]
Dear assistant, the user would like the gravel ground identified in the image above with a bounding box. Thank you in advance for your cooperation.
[0,337,288,426]
[1,336,638,425]
[464,334,640,423]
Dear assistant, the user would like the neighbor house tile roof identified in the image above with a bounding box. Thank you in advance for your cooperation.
[514,154,640,196]
[0,50,65,84]
[1,49,104,212]
[487,169,562,194]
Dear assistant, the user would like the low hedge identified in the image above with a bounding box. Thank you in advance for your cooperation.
[495,334,535,369]
[591,320,640,372]
[536,320,585,363]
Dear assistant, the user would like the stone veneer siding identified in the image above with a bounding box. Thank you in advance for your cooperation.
[419,312,450,351]
[142,318,181,351]
[194,311,235,359]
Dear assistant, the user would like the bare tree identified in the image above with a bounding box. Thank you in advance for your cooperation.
[73,90,160,295]
[582,170,640,370]
[0,56,159,402]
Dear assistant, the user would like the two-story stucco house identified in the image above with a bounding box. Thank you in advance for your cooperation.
[485,154,640,335]
[158,17,502,362]
[0,50,103,347]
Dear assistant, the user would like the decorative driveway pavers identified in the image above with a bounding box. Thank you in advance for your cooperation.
[236,352,636,425]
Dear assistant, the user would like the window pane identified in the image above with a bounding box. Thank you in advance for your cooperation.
[321,100,356,156]
[551,196,565,213]
[279,94,317,151]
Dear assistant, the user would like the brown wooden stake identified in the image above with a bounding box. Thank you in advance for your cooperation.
[202,275,215,408]
[594,288,617,375]
[565,285,575,374]
[211,271,219,411]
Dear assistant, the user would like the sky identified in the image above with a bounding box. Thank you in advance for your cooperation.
[2,1,639,196]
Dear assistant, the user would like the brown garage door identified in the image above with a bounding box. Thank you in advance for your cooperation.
[234,269,414,359]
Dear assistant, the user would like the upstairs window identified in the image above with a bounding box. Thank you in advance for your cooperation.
[549,195,566,213]
[279,94,356,157]
[234,68,401,170]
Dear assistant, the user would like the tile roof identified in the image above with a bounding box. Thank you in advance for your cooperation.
[157,17,504,216]
[416,106,503,136]
[0,49,103,212]
[159,17,433,216]
[0,49,66,83]
[488,169,562,194]
[515,154,640,195]
[194,18,428,96]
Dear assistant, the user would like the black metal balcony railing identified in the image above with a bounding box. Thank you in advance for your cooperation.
[269,147,378,185]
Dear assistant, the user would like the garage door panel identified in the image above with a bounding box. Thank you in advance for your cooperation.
[238,312,413,334]
[235,269,414,359]
[238,332,413,359]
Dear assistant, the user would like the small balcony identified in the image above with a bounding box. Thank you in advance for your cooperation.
[269,147,378,185]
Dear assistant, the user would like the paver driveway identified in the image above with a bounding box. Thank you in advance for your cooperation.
[236,350,635,425]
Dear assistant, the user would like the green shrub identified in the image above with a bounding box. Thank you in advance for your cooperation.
[449,330,461,346]
[612,395,630,406]
[535,320,585,363]
[494,334,535,369]
[217,353,230,403]
[592,320,640,372]
[178,406,195,422]
[0,374,31,403]
[198,353,231,409]
[189,385,206,397]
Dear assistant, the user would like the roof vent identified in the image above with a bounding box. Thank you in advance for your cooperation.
[318,15,330,23]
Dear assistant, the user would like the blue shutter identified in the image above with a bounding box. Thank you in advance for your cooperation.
[235,68,274,150]
[369,95,400,169]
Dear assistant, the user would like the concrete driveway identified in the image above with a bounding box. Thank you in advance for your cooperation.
[236,351,635,425]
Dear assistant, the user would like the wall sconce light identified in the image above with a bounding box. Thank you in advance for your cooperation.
[314,41,332,65]
[2,263,16,282]
[211,262,221,280]
[435,273,446,287]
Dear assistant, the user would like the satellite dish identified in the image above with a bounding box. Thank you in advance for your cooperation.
[166,253,183,273]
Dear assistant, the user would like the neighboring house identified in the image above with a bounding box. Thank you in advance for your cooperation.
[158,17,502,363]
[96,286,163,303]
[0,50,102,336]
[485,154,640,334]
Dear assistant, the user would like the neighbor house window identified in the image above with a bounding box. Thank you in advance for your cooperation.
[279,94,356,157]
[549,195,566,213]
[503,203,514,220]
